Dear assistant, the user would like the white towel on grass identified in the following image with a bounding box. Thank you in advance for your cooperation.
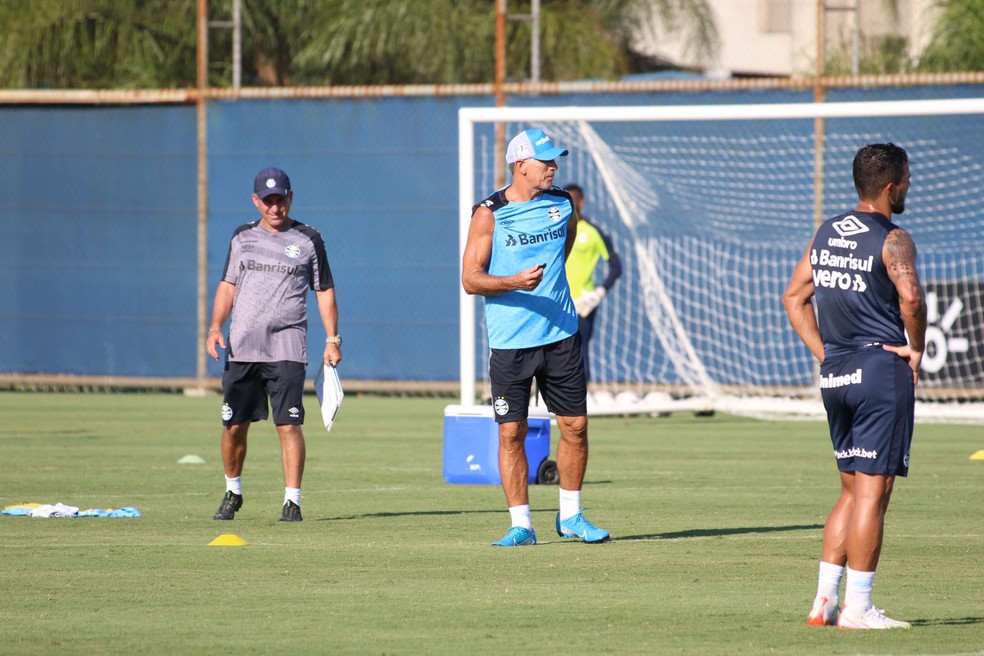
[30,503,79,518]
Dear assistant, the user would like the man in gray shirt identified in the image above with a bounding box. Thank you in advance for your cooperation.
[206,167,342,522]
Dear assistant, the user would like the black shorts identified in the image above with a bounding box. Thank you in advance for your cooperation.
[820,348,914,477]
[221,361,306,427]
[489,334,587,423]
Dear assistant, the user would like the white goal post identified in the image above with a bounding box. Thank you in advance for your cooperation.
[458,97,984,422]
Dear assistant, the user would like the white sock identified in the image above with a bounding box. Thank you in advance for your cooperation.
[559,488,581,521]
[284,487,301,506]
[816,561,845,605]
[225,476,242,495]
[843,567,875,613]
[508,504,533,530]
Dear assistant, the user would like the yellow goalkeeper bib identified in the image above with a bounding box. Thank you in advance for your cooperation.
[566,219,610,299]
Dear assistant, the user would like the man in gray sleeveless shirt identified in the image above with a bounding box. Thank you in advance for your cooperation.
[784,144,926,630]
[206,167,342,522]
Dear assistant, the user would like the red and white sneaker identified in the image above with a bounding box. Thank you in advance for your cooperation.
[807,596,840,627]
[837,605,911,630]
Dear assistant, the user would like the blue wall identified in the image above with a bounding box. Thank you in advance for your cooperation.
[205,96,492,380]
[1,86,981,383]
[0,106,197,377]
[0,96,493,380]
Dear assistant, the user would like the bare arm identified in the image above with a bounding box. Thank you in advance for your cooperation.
[461,205,544,296]
[315,287,342,366]
[598,228,622,290]
[206,281,236,361]
[782,242,825,362]
[882,227,926,382]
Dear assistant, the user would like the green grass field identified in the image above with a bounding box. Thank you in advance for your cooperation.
[1,392,982,655]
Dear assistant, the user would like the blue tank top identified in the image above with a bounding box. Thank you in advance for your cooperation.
[473,187,578,349]
[811,211,905,359]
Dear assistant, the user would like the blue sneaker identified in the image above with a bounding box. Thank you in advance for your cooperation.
[491,526,537,547]
[556,511,610,543]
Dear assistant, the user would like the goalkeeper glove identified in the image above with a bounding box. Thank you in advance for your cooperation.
[574,286,606,317]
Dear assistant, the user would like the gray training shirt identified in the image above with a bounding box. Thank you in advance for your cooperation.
[221,219,334,364]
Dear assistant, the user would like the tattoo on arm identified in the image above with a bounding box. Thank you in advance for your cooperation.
[885,228,927,350]
[885,229,921,298]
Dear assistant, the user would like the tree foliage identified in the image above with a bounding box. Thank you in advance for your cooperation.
[918,0,984,72]
[4,0,980,89]
[823,0,984,76]
[824,36,914,76]
[0,0,718,89]
[0,1,197,89]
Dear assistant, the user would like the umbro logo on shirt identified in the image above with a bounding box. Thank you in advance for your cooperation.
[832,215,870,237]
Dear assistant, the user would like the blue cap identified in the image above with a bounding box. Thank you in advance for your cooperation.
[505,128,569,163]
[253,167,291,199]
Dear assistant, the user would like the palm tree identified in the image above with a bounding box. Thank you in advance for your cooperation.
[289,0,718,85]
[0,1,197,89]
[0,0,719,89]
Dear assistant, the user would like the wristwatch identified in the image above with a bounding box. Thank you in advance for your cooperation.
[326,335,343,347]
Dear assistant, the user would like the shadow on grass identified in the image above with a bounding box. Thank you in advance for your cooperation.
[313,513,825,543]
[910,616,984,627]
[616,523,824,541]
[317,508,506,521]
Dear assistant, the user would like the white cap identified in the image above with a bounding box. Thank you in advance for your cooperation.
[505,128,569,163]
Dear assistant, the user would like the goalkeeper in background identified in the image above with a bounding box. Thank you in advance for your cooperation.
[563,184,622,382]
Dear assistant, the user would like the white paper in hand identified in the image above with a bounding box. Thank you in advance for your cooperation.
[315,364,344,431]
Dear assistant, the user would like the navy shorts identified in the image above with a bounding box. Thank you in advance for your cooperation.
[220,361,306,427]
[489,334,587,423]
[820,348,914,477]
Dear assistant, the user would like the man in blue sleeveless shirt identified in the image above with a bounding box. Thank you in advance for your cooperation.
[462,128,610,547]
[784,144,926,629]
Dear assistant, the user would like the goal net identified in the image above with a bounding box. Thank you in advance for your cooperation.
[458,98,984,422]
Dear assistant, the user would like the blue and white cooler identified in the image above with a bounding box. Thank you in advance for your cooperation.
[442,405,553,485]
